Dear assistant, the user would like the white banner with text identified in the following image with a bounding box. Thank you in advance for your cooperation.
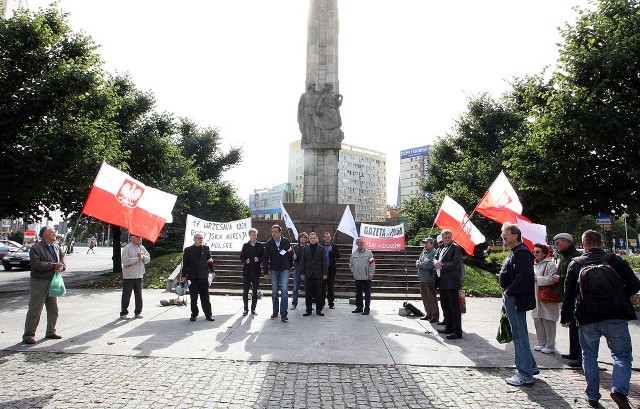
[183,214,251,251]
[359,223,406,251]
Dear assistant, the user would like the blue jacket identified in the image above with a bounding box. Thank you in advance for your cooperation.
[499,242,536,311]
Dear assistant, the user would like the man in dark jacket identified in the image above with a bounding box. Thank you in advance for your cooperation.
[553,232,583,367]
[240,228,264,316]
[263,225,294,322]
[434,229,463,340]
[561,230,640,409]
[183,233,215,322]
[322,232,341,309]
[23,226,66,344]
[499,222,538,386]
[299,232,328,317]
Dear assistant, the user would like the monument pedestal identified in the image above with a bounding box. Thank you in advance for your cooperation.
[303,149,339,204]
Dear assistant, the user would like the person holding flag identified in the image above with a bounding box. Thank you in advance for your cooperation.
[349,237,375,315]
[434,229,464,340]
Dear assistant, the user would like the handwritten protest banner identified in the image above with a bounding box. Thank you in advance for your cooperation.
[183,214,251,251]
[359,223,406,251]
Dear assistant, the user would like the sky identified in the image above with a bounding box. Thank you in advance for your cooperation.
[9,0,591,206]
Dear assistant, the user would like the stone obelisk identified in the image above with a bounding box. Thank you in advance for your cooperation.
[298,0,344,204]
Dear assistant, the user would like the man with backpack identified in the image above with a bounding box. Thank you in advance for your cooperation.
[561,230,640,409]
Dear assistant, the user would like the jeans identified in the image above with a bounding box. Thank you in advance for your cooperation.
[270,269,290,317]
[579,319,633,401]
[292,269,301,307]
[503,295,537,380]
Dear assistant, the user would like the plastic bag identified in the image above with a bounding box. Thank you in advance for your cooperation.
[48,273,66,297]
[496,306,512,344]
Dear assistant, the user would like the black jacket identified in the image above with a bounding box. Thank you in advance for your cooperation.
[561,248,639,325]
[240,241,264,277]
[299,243,328,279]
[321,241,341,275]
[499,242,536,311]
[183,244,212,280]
[262,236,293,274]
[437,243,463,290]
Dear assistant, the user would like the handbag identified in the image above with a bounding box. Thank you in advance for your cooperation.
[496,306,512,344]
[48,272,66,297]
[537,284,561,303]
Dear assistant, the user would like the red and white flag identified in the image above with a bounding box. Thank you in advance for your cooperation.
[516,216,547,252]
[477,171,528,225]
[434,195,486,255]
[82,162,177,242]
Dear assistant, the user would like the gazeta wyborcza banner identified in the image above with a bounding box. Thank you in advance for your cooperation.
[359,223,405,251]
[183,214,251,251]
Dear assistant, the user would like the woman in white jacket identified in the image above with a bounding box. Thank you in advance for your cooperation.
[531,243,559,353]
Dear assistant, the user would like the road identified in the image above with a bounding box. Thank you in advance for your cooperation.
[0,246,114,293]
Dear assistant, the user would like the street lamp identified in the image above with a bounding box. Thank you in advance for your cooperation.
[622,213,629,252]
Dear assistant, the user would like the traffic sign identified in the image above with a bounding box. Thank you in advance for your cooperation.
[595,213,611,225]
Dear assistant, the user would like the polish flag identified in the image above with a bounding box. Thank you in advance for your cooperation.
[517,216,547,252]
[434,196,486,255]
[82,162,177,242]
[477,171,529,224]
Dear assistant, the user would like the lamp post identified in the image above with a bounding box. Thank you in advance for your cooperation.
[622,212,629,252]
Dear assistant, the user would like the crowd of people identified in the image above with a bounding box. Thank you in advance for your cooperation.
[20,223,639,408]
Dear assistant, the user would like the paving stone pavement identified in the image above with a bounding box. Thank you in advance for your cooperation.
[1,290,638,408]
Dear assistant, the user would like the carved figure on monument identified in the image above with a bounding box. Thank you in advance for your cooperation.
[297,82,320,145]
[313,83,344,146]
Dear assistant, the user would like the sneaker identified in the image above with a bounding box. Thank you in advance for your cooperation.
[505,374,534,386]
[541,348,555,354]
[291,305,297,310]
[586,398,599,408]
[270,313,278,319]
[242,310,248,316]
[134,314,143,319]
[610,392,632,409]
[120,314,129,320]
[534,345,544,351]
[281,316,288,322]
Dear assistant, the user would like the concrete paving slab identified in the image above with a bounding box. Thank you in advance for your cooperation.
[1,289,638,372]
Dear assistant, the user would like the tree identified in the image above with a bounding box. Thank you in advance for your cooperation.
[0,7,124,220]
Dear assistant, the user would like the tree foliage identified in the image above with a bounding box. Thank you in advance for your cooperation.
[411,0,640,241]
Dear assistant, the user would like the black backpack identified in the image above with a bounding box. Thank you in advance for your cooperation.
[575,253,629,315]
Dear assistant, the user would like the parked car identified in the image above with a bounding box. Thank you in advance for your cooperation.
[2,245,32,270]
[0,240,21,259]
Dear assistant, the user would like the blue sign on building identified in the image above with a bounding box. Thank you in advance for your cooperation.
[400,145,429,159]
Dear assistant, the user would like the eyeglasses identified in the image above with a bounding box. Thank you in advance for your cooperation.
[533,250,542,254]
[194,237,203,240]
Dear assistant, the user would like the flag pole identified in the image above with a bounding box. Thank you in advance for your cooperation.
[63,212,84,254]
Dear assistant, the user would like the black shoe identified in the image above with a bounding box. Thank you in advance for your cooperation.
[329,305,335,309]
[429,318,439,323]
[567,360,582,368]
[533,369,540,376]
[281,316,288,322]
[362,309,370,315]
[352,309,363,313]
[251,311,257,315]
[420,316,431,321]
[561,354,579,360]
[303,311,312,316]
[271,314,278,319]
[316,311,325,316]
[437,328,453,334]
[586,398,600,408]
[242,310,248,316]
[205,316,215,321]
[610,392,631,409]
[446,333,462,340]
[190,316,196,322]
[437,321,449,326]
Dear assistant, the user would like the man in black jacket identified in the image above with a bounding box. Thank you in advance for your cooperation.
[499,222,538,386]
[182,233,215,322]
[299,232,328,316]
[322,232,341,309]
[561,230,640,409]
[263,225,294,322]
[434,229,463,340]
[240,228,264,316]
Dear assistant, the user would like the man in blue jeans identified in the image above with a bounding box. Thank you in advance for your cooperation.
[263,225,294,322]
[561,230,639,409]
[499,222,538,386]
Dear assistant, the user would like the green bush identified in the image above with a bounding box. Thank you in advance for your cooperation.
[461,264,502,297]
[621,255,640,272]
